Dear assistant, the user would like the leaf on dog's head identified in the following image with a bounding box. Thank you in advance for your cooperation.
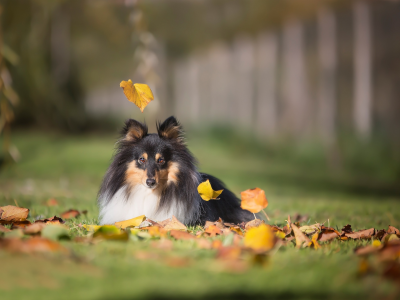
[197,180,223,201]
[120,80,154,113]
[240,188,268,213]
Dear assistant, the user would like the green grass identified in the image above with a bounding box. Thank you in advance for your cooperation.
[0,130,399,300]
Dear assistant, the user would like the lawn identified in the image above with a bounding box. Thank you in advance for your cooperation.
[0,130,399,300]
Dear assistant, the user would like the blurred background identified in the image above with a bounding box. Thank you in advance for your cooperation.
[1,0,400,201]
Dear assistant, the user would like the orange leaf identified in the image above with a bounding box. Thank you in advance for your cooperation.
[240,188,268,213]
[205,225,222,237]
[170,230,195,240]
[60,209,80,219]
[46,198,59,206]
[0,205,29,222]
[120,80,154,113]
[160,216,187,231]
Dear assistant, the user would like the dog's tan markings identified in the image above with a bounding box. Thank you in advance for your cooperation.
[167,162,180,185]
[126,127,146,142]
[142,153,148,160]
[125,161,146,189]
[160,126,181,140]
[155,153,161,160]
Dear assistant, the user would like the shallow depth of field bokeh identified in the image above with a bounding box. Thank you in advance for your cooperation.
[1,1,400,300]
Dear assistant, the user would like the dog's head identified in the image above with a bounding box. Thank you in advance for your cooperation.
[120,116,185,190]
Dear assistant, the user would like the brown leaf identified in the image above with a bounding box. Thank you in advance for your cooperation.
[46,198,59,206]
[318,226,340,242]
[341,224,353,234]
[217,246,242,260]
[0,205,29,222]
[212,240,223,249]
[60,209,81,219]
[204,218,226,230]
[0,224,11,232]
[24,223,47,235]
[35,216,65,224]
[375,229,387,241]
[196,239,212,249]
[161,216,187,231]
[291,223,311,248]
[230,227,243,236]
[379,241,400,261]
[345,228,375,240]
[0,237,68,254]
[240,188,268,213]
[245,219,264,230]
[10,220,32,229]
[205,225,222,237]
[388,225,400,235]
[169,230,195,240]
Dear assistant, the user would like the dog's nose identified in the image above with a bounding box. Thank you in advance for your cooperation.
[146,178,156,187]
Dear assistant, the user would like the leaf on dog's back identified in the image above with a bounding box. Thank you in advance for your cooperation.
[115,215,146,229]
[197,180,223,201]
[120,80,154,113]
[0,205,29,222]
[240,188,268,213]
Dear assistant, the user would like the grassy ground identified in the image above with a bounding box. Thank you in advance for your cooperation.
[0,130,399,300]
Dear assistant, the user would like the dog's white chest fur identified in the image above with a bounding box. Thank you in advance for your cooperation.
[99,185,186,225]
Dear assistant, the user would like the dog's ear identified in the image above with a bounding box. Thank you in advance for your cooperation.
[157,116,184,143]
[122,119,148,142]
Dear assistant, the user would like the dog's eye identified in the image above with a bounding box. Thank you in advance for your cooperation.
[157,158,165,165]
[138,157,146,164]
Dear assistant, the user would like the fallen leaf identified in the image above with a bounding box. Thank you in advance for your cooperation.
[217,246,242,260]
[308,232,321,249]
[197,180,223,201]
[388,225,400,235]
[299,224,320,235]
[0,237,67,254]
[230,227,243,236]
[318,226,340,242]
[115,215,146,229]
[24,222,47,235]
[212,240,223,249]
[204,218,226,230]
[164,257,191,268]
[161,216,187,231]
[345,228,375,240]
[120,80,154,113]
[10,220,31,229]
[35,216,65,224]
[93,225,129,241]
[205,225,222,237]
[146,226,167,237]
[46,198,58,206]
[60,209,80,219]
[375,229,387,241]
[0,205,29,222]
[291,223,311,249]
[170,230,195,240]
[83,224,101,232]
[245,219,264,230]
[244,224,276,252]
[196,239,212,249]
[151,239,173,250]
[240,188,268,213]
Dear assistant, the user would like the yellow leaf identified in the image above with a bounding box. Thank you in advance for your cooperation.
[120,80,154,113]
[83,224,101,232]
[244,224,276,252]
[197,180,223,201]
[93,225,129,241]
[240,188,268,213]
[115,215,146,229]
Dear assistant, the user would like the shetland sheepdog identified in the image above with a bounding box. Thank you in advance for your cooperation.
[98,116,254,225]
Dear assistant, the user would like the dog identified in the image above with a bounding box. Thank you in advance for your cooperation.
[98,116,254,225]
